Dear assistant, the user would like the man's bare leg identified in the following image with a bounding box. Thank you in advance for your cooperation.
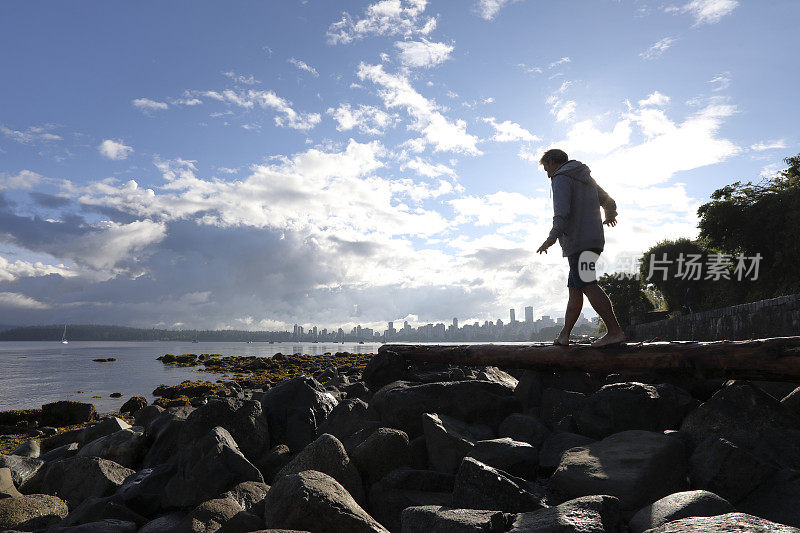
[555,287,583,345]
[582,282,627,347]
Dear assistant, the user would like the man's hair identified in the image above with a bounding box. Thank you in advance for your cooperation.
[539,149,569,166]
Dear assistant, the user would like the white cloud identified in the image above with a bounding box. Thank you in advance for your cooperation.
[222,71,258,85]
[475,0,520,21]
[681,0,738,25]
[640,37,677,60]
[403,157,456,178]
[546,81,576,123]
[0,170,44,191]
[208,89,322,130]
[0,124,62,143]
[638,91,671,107]
[288,58,319,77]
[327,103,397,135]
[394,39,454,68]
[559,119,633,155]
[132,98,168,113]
[0,292,50,309]
[327,0,436,44]
[0,256,75,283]
[750,140,787,152]
[98,139,133,160]
[358,63,481,155]
[482,117,539,142]
[516,63,542,75]
[548,57,571,69]
[708,73,731,92]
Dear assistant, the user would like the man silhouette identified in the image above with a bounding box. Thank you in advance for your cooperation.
[536,149,626,348]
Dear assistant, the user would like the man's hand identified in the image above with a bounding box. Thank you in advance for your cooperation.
[537,237,557,254]
[603,216,617,227]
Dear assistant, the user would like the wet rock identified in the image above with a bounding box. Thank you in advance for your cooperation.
[274,433,364,503]
[260,376,338,452]
[0,467,22,498]
[401,505,509,533]
[629,490,734,533]
[41,401,97,427]
[643,512,800,532]
[369,380,519,438]
[316,398,371,442]
[466,438,538,480]
[680,381,800,449]
[509,495,621,533]
[367,468,454,532]
[254,444,292,484]
[689,435,775,503]
[363,350,409,390]
[120,396,148,415]
[263,470,388,533]
[551,430,688,511]
[161,426,263,509]
[182,397,269,463]
[351,427,411,485]
[0,455,43,488]
[538,432,596,474]
[738,469,800,528]
[26,455,134,509]
[0,494,68,531]
[577,382,696,439]
[78,427,146,469]
[540,388,587,429]
[498,413,550,449]
[82,416,131,445]
[11,440,39,459]
[452,457,541,512]
[422,413,491,474]
[176,497,242,533]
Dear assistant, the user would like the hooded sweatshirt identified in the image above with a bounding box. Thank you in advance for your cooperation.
[547,160,617,257]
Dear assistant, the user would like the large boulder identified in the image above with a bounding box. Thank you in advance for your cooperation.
[120,396,148,415]
[643,512,800,532]
[0,454,43,488]
[629,490,733,533]
[401,505,509,533]
[263,470,388,533]
[82,417,131,445]
[41,401,97,427]
[26,456,134,509]
[181,398,269,463]
[475,366,519,389]
[689,435,775,503]
[551,430,688,511]
[577,382,696,439]
[509,495,621,533]
[351,428,411,485]
[514,370,544,411]
[114,464,177,518]
[11,439,40,458]
[141,415,188,468]
[680,381,800,449]
[138,512,185,533]
[538,432,595,474]
[466,438,538,480]
[317,399,372,442]
[367,468,454,532]
[51,518,138,532]
[260,376,338,452]
[738,469,800,528]
[254,444,292,484]
[363,350,409,390]
[161,426,263,509]
[78,427,146,469]
[369,380,519,438]
[55,495,148,529]
[422,413,491,474]
[0,468,22,498]
[498,413,550,449]
[274,433,364,503]
[176,497,243,533]
[452,457,541,513]
[221,480,269,515]
[540,388,587,429]
[0,494,68,531]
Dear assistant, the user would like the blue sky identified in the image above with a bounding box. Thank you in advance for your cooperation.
[0,0,797,331]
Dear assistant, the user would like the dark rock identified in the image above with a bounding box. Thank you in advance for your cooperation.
[0,455,43,488]
[57,495,148,528]
[78,427,146,469]
[316,399,371,442]
[509,495,621,533]
[781,385,800,417]
[41,427,85,453]
[680,381,800,449]
[369,380,519,438]
[260,376,338,452]
[363,351,409,390]
[751,426,800,470]
[629,490,734,533]
[539,432,596,474]
[689,435,775,503]
[551,430,688,511]
[422,413,491,474]
[540,388,587,429]
[752,380,799,401]
[514,370,544,411]
[141,414,188,468]
[275,433,364,502]
[110,392,123,398]
[120,396,148,415]
[25,455,134,509]
[115,464,177,518]
[738,469,800,528]
[0,467,22,498]
[475,366,519,389]
[82,416,131,445]
[254,444,292,484]
[452,457,541,512]
[401,505,509,533]
[41,401,97,427]
[221,480,269,515]
[216,510,263,532]
[263,470,388,533]
[0,494,68,531]
[498,413,550,449]
[409,435,427,470]
[39,442,79,463]
[11,440,39,459]
[643,512,800,532]
[161,426,264,509]
[466,438,538,480]
[342,422,384,454]
[137,511,186,533]
[577,382,696,439]
[134,405,165,429]
[50,518,138,532]
[343,381,371,401]
[351,427,411,485]
[367,468,454,532]
[544,370,602,395]
[182,397,269,463]
[177,497,242,532]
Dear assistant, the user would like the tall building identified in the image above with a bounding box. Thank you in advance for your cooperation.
[525,306,534,323]
[509,308,516,323]
[452,317,458,328]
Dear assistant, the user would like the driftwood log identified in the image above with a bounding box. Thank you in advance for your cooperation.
[380,336,800,381]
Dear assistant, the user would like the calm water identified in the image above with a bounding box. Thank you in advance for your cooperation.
[0,341,382,414]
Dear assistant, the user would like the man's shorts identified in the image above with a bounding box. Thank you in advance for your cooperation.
[567,248,602,289]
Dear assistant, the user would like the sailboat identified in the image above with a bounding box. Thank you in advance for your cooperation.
[61,324,68,344]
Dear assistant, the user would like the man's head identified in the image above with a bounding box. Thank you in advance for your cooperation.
[539,148,569,177]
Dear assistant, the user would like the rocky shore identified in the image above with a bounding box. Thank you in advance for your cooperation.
[2,348,800,531]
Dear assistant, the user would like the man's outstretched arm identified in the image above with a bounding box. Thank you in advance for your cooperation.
[597,184,618,226]
[538,175,570,253]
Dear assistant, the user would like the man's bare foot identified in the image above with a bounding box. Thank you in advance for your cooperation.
[591,330,626,348]
[553,333,570,346]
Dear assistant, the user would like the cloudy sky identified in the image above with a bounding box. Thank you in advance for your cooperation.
[0,0,796,331]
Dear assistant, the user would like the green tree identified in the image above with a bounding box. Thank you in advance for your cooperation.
[597,273,654,328]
